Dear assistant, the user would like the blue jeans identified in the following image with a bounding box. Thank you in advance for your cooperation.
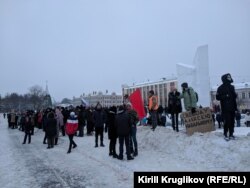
[236,120,241,127]
[130,126,137,152]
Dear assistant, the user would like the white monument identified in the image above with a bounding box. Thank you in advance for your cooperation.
[177,45,211,108]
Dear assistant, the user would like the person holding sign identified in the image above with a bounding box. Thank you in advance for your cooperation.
[180,82,198,113]
[216,73,237,141]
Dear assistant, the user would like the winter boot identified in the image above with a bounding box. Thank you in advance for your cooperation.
[113,152,118,158]
[130,147,134,155]
[127,155,134,160]
[100,142,105,147]
[133,148,138,157]
[117,155,123,160]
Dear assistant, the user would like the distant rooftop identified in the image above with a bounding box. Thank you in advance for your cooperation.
[211,82,250,91]
[122,77,177,88]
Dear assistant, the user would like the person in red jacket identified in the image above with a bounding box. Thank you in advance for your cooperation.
[65,111,78,153]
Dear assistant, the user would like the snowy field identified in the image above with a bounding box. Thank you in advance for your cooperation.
[0,114,249,188]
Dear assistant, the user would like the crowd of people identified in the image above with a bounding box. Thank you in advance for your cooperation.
[3,101,140,161]
[2,73,249,159]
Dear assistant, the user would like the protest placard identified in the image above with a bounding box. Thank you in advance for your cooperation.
[181,107,215,135]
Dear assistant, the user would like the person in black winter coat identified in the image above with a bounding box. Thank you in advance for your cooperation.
[22,111,33,144]
[77,105,86,137]
[61,107,69,136]
[168,87,182,132]
[42,108,52,144]
[216,73,237,140]
[115,105,134,160]
[106,106,118,158]
[86,107,94,135]
[93,102,106,147]
[44,112,57,149]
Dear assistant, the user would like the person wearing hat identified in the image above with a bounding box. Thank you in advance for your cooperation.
[216,73,237,140]
[44,111,57,149]
[148,90,159,131]
[115,105,134,160]
[106,106,118,158]
[93,102,106,147]
[22,111,33,144]
[65,111,78,153]
[180,82,198,113]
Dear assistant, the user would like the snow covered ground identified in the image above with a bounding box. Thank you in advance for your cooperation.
[0,114,249,188]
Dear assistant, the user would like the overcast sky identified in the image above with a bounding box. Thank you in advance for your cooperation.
[1,0,250,102]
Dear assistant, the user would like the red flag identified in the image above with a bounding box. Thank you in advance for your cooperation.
[129,89,146,120]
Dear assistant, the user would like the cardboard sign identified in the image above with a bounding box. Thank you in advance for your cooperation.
[181,107,215,135]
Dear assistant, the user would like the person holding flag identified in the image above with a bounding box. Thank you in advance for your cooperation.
[124,89,145,156]
[128,89,146,120]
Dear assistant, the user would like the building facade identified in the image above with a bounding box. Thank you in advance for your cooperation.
[81,92,123,107]
[122,78,178,107]
[211,82,250,112]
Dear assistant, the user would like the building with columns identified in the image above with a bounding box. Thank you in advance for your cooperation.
[122,77,178,107]
[79,91,122,107]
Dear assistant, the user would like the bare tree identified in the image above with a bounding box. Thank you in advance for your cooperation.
[28,85,46,110]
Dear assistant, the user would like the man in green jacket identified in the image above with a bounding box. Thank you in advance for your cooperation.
[180,82,198,113]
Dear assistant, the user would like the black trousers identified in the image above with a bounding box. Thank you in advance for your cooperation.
[95,127,104,144]
[23,132,31,144]
[118,135,130,158]
[68,134,77,152]
[150,110,158,129]
[223,112,235,137]
[78,123,84,137]
[47,136,55,147]
[87,121,94,134]
[109,138,117,154]
[43,133,47,143]
[61,126,65,136]
[171,113,179,131]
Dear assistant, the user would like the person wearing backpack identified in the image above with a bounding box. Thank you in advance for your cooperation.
[180,82,198,113]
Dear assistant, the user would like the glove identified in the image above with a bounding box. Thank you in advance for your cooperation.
[191,108,196,114]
